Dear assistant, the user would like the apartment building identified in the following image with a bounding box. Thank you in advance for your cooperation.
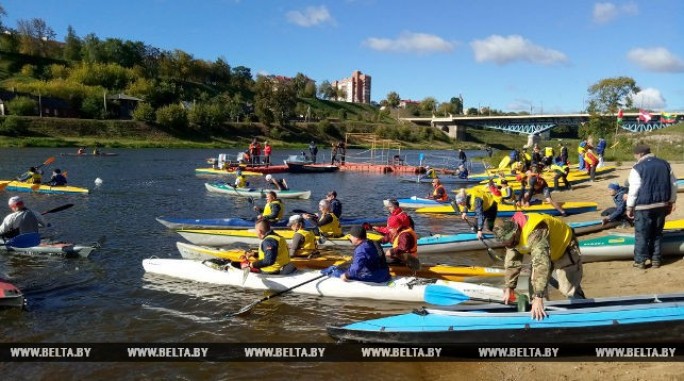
[332,70,371,104]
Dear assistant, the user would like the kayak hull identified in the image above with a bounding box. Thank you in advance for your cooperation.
[398,177,481,185]
[415,201,598,217]
[1,241,100,258]
[383,197,452,209]
[286,163,340,173]
[156,216,386,230]
[142,258,504,304]
[0,280,24,309]
[205,183,311,199]
[195,168,262,176]
[1,181,89,195]
[579,231,684,263]
[176,229,382,247]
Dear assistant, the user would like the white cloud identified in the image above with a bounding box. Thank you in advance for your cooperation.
[470,35,568,65]
[631,88,666,109]
[363,32,455,54]
[286,6,334,27]
[627,47,684,73]
[593,2,638,24]
[507,98,534,113]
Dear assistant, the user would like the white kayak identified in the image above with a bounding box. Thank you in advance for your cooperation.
[176,229,383,248]
[205,182,312,199]
[0,239,104,258]
[142,258,504,304]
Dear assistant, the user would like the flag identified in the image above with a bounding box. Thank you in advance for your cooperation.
[638,109,652,123]
[660,113,676,123]
[616,109,624,124]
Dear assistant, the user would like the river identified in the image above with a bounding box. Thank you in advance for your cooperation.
[0,147,499,379]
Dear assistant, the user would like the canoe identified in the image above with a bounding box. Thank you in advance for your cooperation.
[142,258,504,304]
[327,293,684,344]
[195,168,262,176]
[677,179,684,193]
[666,219,684,230]
[398,176,481,185]
[415,201,598,217]
[176,228,384,247]
[579,231,684,263]
[61,152,118,157]
[204,183,311,199]
[286,163,339,173]
[1,180,89,195]
[0,238,105,258]
[175,242,506,281]
[0,280,25,309]
[382,197,453,210]
[156,215,387,230]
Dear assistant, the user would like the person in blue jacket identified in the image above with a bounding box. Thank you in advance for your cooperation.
[320,226,390,283]
[596,137,607,168]
[602,182,629,226]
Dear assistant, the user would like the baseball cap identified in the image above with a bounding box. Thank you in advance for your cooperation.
[8,196,22,206]
[348,225,367,239]
[287,215,303,226]
[608,182,620,191]
[493,219,519,243]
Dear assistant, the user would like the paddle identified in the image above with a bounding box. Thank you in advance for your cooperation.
[42,203,74,215]
[231,259,353,317]
[424,284,506,306]
[458,208,503,262]
[17,157,56,181]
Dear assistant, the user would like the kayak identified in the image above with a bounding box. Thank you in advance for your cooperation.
[666,219,684,230]
[195,168,262,176]
[415,201,598,217]
[176,229,384,247]
[677,179,684,193]
[398,176,481,185]
[61,152,118,157]
[285,163,340,173]
[0,280,25,309]
[142,258,504,304]
[383,197,453,209]
[327,293,684,344]
[0,180,89,195]
[205,183,312,199]
[0,238,104,258]
[579,231,684,263]
[175,242,506,281]
[156,215,387,230]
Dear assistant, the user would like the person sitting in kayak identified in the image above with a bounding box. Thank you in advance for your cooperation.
[254,191,284,223]
[23,167,42,184]
[287,214,318,258]
[453,187,498,240]
[234,170,248,188]
[455,164,469,179]
[244,220,294,274]
[303,199,342,237]
[383,215,418,265]
[264,174,289,191]
[47,168,68,186]
[93,147,101,155]
[517,167,567,216]
[371,198,414,235]
[493,212,585,320]
[601,182,631,226]
[320,226,390,283]
[0,196,48,240]
[77,147,86,155]
[326,190,342,218]
[424,166,438,179]
[427,178,448,201]
[499,179,515,205]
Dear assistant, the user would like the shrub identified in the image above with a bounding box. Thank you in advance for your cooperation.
[0,115,29,136]
[132,103,155,123]
[7,96,38,116]
[156,104,188,130]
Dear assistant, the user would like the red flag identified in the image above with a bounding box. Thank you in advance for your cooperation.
[617,109,624,124]
[638,109,652,123]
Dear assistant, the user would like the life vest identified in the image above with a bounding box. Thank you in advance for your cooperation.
[293,228,317,257]
[257,232,290,273]
[432,185,448,201]
[500,185,513,200]
[318,212,342,237]
[515,213,573,261]
[523,152,532,162]
[392,228,418,257]
[584,150,598,166]
[466,187,495,212]
[426,169,437,178]
[262,199,284,221]
[511,161,523,172]
[544,147,554,157]
[550,163,568,174]
[577,145,586,155]
[235,175,247,188]
[29,172,42,184]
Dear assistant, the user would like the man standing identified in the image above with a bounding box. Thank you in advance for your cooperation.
[0,196,48,239]
[263,141,272,167]
[493,212,585,320]
[626,144,677,269]
[596,137,607,168]
[309,141,318,164]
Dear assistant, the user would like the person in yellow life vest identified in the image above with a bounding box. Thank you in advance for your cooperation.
[499,179,515,204]
[245,220,294,274]
[254,191,284,223]
[584,148,598,181]
[550,159,571,191]
[543,146,555,166]
[287,214,318,258]
[25,167,42,184]
[510,160,524,174]
[427,178,448,201]
[493,212,585,320]
[577,140,587,170]
[383,215,418,265]
[518,167,567,216]
[425,166,438,179]
[234,169,248,188]
[303,199,342,237]
[453,187,498,240]
[521,147,532,170]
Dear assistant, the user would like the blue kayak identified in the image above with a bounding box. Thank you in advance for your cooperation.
[156,216,387,230]
[328,293,684,344]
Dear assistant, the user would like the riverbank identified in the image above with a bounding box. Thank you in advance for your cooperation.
[423,162,684,380]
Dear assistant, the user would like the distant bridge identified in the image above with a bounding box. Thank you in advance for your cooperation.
[401,112,680,139]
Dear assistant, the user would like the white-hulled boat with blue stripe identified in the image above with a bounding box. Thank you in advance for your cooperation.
[205,182,311,199]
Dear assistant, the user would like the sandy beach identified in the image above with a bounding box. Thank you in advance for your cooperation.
[423,161,684,381]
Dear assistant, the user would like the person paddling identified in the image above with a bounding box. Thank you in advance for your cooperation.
[47,168,68,186]
[0,196,48,240]
[24,167,42,184]
[287,215,319,258]
[320,226,390,283]
[427,178,448,201]
[383,216,418,266]
[303,199,342,237]
[242,220,294,274]
[254,191,284,223]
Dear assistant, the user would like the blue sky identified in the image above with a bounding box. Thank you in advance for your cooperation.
[3,0,683,113]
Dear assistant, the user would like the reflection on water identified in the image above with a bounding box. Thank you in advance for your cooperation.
[0,147,493,378]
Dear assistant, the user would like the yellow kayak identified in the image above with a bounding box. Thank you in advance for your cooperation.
[415,201,598,217]
[195,168,262,176]
[665,219,684,230]
[176,228,384,247]
[0,180,89,194]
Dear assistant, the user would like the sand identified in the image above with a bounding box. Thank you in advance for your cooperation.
[422,161,684,381]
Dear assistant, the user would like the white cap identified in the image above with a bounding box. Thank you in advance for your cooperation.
[265,174,273,181]
[288,214,303,226]
[8,196,22,206]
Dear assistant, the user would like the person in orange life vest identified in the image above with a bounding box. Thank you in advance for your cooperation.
[486,179,502,197]
[368,199,414,236]
[454,188,498,240]
[584,147,599,182]
[383,215,418,265]
[517,168,567,216]
[263,142,272,167]
[427,178,448,201]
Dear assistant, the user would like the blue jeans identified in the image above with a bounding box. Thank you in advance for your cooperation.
[634,207,667,264]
